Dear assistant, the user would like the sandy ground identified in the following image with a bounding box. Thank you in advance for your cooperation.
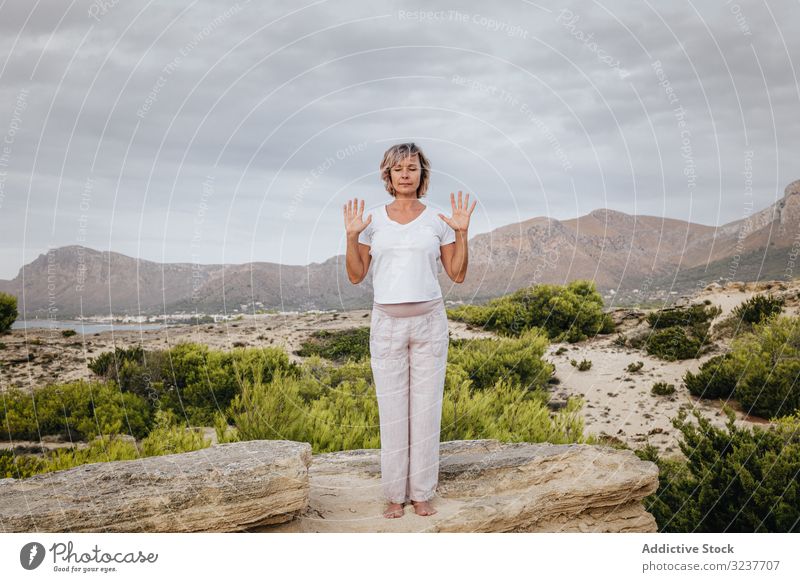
[543,335,770,458]
[2,280,798,459]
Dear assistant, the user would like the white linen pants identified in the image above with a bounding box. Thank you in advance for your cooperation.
[370,297,449,504]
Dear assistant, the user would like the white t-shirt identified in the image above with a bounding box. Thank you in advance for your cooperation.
[357,202,457,304]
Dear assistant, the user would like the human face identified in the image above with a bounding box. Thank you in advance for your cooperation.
[390,153,421,198]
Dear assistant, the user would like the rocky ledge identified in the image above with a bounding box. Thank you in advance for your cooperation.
[0,439,658,533]
[0,440,311,532]
[255,439,659,533]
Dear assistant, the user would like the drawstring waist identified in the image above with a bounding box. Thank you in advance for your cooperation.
[372,297,444,318]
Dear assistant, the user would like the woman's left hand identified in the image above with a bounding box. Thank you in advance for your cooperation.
[438,191,476,233]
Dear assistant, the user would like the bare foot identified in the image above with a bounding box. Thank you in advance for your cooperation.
[383,502,405,519]
[411,500,437,516]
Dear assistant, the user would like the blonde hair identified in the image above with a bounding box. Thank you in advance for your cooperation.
[379,142,431,198]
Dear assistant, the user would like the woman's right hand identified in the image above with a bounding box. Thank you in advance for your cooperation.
[343,197,372,236]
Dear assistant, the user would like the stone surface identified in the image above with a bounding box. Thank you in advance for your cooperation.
[0,440,311,532]
[254,439,659,533]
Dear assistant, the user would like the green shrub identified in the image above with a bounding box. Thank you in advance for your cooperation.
[138,408,211,457]
[88,342,299,425]
[637,407,800,532]
[683,354,737,399]
[626,361,644,373]
[651,382,675,396]
[18,409,211,477]
[713,295,786,341]
[225,368,310,444]
[570,358,592,371]
[61,329,77,338]
[440,364,590,445]
[729,315,800,418]
[0,449,47,479]
[304,377,380,452]
[313,356,372,394]
[0,381,152,441]
[296,327,370,362]
[732,294,785,325]
[646,304,721,330]
[447,280,614,342]
[446,327,554,391]
[0,292,18,332]
[88,345,145,376]
[221,349,591,453]
[645,326,702,361]
[642,304,720,359]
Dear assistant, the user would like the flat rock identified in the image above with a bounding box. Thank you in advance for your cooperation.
[0,440,311,532]
[254,439,659,533]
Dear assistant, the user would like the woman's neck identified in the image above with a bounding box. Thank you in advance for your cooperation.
[390,196,423,210]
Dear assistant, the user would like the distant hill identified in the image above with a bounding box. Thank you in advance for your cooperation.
[2,180,799,317]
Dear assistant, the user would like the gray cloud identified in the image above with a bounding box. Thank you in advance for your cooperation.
[0,0,798,278]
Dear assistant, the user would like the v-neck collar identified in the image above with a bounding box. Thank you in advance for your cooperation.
[383,203,428,227]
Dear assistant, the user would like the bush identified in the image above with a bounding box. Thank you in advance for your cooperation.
[645,326,702,361]
[138,408,211,457]
[61,329,77,338]
[646,304,721,330]
[220,348,591,454]
[732,294,785,325]
[626,361,644,373]
[642,304,720,359]
[570,358,592,371]
[225,368,310,444]
[0,449,47,479]
[714,295,786,340]
[683,354,737,399]
[446,327,554,391]
[0,380,152,441]
[304,376,380,452]
[651,382,675,396]
[88,342,299,425]
[88,345,146,377]
[0,292,18,332]
[728,315,800,418]
[17,409,211,477]
[296,327,370,363]
[440,364,590,445]
[447,280,614,343]
[636,407,800,532]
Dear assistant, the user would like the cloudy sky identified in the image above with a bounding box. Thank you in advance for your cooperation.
[0,0,798,279]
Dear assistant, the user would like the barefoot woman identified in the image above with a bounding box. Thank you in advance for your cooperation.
[343,142,475,519]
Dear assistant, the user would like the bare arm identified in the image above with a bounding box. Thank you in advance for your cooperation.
[440,230,468,283]
[343,198,372,284]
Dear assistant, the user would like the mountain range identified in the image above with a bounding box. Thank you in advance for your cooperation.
[2,179,799,317]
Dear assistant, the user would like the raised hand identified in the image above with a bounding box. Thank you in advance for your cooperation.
[343,197,372,236]
[438,191,476,233]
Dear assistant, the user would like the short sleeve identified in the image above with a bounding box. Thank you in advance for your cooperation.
[440,214,456,245]
[357,212,374,245]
